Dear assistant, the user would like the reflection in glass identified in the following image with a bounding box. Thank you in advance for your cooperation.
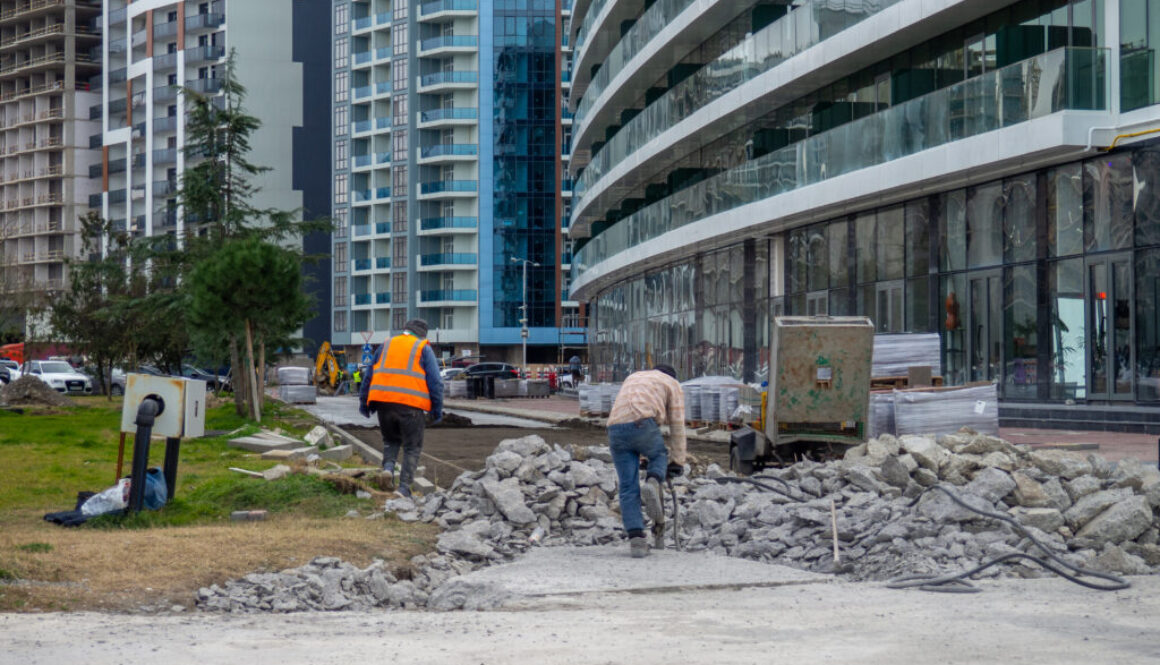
[939,190,967,271]
[1089,261,1108,394]
[1004,265,1038,399]
[1136,250,1160,401]
[967,182,1004,268]
[1083,153,1134,252]
[1048,163,1083,256]
[942,274,966,386]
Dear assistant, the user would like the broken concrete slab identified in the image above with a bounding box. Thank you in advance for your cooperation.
[261,446,318,461]
[435,545,827,605]
[317,444,353,462]
[228,430,304,453]
[304,426,333,449]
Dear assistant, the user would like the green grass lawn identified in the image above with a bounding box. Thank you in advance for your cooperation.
[0,397,374,527]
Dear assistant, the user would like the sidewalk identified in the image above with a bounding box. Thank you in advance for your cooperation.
[445,395,1160,464]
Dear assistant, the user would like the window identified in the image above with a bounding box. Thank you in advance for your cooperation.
[335,37,349,69]
[334,173,348,205]
[334,210,348,238]
[334,242,348,273]
[334,310,347,332]
[333,277,348,307]
[335,71,349,102]
[335,139,348,170]
[334,105,348,136]
[335,3,348,34]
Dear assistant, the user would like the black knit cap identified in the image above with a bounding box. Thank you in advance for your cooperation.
[404,318,429,338]
[653,364,677,380]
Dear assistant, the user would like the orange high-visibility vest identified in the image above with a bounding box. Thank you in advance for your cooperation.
[367,334,431,411]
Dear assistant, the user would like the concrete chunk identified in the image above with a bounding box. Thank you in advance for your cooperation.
[318,444,353,462]
[260,446,318,461]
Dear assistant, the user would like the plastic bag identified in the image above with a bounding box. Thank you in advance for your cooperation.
[143,468,168,510]
[81,478,129,516]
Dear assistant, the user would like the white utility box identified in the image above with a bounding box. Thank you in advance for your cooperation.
[119,374,206,439]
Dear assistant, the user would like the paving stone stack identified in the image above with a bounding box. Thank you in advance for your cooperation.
[197,432,1160,613]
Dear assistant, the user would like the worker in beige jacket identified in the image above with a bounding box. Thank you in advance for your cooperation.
[606,364,686,558]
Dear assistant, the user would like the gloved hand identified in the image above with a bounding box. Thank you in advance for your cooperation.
[431,408,443,424]
[666,462,684,479]
[358,403,370,418]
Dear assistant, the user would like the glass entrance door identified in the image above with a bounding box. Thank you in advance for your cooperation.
[1086,254,1134,400]
[968,272,1001,382]
[875,280,903,332]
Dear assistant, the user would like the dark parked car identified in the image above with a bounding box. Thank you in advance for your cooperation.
[462,362,521,379]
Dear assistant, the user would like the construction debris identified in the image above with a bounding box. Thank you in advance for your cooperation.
[0,375,73,407]
[197,431,1160,613]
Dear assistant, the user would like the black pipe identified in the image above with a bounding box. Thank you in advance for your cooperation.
[163,437,181,501]
[127,397,163,513]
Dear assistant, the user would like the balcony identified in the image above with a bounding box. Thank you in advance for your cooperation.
[354,119,372,133]
[418,71,477,89]
[420,216,478,231]
[154,179,176,196]
[354,154,372,168]
[572,47,1111,287]
[375,222,390,234]
[419,143,478,160]
[419,252,477,267]
[187,45,225,63]
[354,85,372,99]
[153,84,178,102]
[353,258,372,271]
[376,12,391,25]
[186,12,225,31]
[419,0,477,18]
[376,47,391,61]
[375,151,392,164]
[153,20,178,39]
[421,289,477,303]
[354,293,371,305]
[419,180,477,195]
[375,81,392,95]
[376,257,391,269]
[354,50,373,65]
[418,107,478,125]
[375,291,391,304]
[419,35,478,54]
[186,78,223,95]
[354,15,373,31]
[376,117,392,130]
[152,52,177,70]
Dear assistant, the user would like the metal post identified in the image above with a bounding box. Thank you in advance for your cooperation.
[511,256,540,378]
[127,397,162,513]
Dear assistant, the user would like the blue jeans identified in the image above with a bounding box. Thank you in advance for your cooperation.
[609,418,668,534]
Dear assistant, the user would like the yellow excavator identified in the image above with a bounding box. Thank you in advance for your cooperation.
[314,342,347,394]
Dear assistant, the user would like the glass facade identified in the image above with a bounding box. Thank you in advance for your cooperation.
[573,47,1108,277]
[492,3,558,328]
[588,143,1160,406]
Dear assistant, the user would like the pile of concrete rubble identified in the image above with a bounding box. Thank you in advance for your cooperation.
[0,375,73,407]
[197,431,1160,612]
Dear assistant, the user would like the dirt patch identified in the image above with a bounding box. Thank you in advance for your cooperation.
[0,516,437,613]
[0,376,73,407]
[350,422,730,487]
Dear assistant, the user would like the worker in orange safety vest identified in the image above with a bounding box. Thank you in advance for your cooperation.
[358,319,444,497]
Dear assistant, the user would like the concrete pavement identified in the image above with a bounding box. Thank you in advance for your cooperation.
[3,569,1157,664]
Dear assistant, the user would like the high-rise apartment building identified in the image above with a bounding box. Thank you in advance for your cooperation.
[330,0,583,365]
[568,0,1160,428]
[91,0,331,346]
[0,0,100,307]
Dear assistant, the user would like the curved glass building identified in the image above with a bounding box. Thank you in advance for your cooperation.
[567,0,1160,425]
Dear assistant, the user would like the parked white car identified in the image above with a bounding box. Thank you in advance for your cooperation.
[24,360,93,395]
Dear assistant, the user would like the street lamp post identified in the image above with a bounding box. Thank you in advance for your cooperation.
[511,256,540,377]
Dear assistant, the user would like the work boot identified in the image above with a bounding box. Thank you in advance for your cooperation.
[642,476,665,529]
[651,522,666,550]
[629,536,649,558]
[394,484,412,499]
